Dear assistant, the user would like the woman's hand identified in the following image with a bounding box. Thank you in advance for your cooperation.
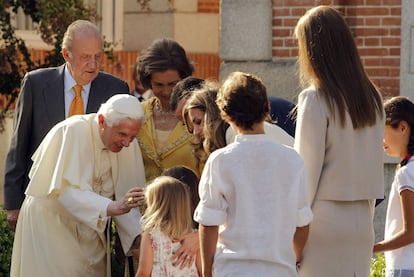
[107,187,145,216]
[171,231,199,269]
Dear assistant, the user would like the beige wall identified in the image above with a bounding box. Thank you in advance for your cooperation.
[122,0,219,53]
[174,13,219,54]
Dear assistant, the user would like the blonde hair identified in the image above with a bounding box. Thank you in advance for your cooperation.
[183,82,229,166]
[141,176,193,239]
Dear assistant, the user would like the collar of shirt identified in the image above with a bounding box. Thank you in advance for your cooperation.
[234,133,270,143]
[132,89,152,101]
[142,89,153,100]
[64,64,92,118]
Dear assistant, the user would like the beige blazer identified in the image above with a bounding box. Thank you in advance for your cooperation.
[294,87,385,205]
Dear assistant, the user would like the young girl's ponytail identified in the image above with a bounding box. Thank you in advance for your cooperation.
[384,96,414,167]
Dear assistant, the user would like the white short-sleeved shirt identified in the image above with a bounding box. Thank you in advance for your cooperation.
[384,157,414,270]
[194,134,313,276]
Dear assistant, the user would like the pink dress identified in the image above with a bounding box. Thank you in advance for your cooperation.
[150,229,199,277]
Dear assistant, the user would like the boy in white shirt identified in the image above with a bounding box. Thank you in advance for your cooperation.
[194,71,313,277]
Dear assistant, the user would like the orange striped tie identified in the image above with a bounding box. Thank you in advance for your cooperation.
[69,85,84,117]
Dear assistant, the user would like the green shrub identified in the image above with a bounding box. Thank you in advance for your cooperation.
[370,253,386,277]
[0,208,14,275]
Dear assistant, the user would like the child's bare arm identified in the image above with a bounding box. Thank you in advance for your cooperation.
[135,231,153,277]
[199,225,219,277]
[293,224,310,266]
[196,245,202,276]
[374,190,414,253]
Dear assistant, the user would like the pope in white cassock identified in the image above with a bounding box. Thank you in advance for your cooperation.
[10,94,146,277]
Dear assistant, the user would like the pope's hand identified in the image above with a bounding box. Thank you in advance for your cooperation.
[107,187,145,216]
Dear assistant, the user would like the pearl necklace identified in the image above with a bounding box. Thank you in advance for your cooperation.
[154,100,174,124]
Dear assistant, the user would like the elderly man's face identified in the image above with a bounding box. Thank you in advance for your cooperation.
[98,115,142,152]
[62,32,102,86]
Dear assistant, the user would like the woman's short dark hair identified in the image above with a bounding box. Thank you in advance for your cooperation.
[137,38,194,90]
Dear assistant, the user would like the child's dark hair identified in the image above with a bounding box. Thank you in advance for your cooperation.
[217,72,269,130]
[161,166,200,228]
[170,77,205,111]
[384,96,414,166]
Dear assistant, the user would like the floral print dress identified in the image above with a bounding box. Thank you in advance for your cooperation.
[150,229,199,277]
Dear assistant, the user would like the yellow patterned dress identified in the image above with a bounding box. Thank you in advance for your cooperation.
[137,98,199,183]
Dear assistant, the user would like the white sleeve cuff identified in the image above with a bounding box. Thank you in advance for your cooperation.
[194,205,226,226]
[297,206,313,227]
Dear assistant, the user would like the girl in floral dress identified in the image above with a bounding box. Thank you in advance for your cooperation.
[135,176,200,277]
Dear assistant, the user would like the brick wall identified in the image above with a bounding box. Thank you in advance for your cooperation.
[104,52,221,89]
[272,0,402,96]
[29,49,221,90]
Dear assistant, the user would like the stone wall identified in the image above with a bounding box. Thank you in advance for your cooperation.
[219,0,301,101]
[400,0,414,99]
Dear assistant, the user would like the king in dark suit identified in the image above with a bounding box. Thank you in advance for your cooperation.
[3,20,129,230]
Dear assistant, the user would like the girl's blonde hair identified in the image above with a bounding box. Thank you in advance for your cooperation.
[141,176,193,239]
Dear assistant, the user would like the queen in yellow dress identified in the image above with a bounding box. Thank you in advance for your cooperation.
[135,38,199,182]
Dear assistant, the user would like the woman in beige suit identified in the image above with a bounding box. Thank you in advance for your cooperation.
[293,6,385,276]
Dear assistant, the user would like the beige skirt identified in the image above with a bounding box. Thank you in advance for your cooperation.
[299,199,374,277]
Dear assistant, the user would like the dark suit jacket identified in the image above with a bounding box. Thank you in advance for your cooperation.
[4,64,129,209]
[268,96,296,137]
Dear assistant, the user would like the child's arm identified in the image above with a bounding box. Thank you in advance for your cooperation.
[135,231,153,277]
[293,224,310,267]
[196,243,202,277]
[199,225,218,277]
[374,189,414,253]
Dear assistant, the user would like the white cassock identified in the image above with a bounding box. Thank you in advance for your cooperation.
[10,114,146,277]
